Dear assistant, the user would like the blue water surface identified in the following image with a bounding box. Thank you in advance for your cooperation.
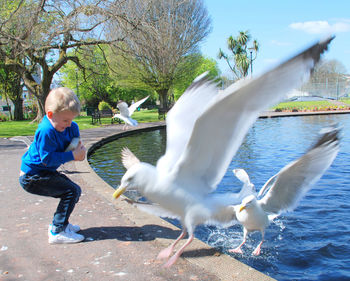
[88,114,350,281]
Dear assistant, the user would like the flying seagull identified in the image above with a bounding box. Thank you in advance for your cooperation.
[229,125,340,256]
[113,96,149,128]
[9,136,32,149]
[112,37,334,267]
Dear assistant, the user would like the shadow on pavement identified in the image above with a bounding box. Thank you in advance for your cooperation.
[80,224,183,242]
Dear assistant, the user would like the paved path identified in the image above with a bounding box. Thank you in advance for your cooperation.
[0,122,274,281]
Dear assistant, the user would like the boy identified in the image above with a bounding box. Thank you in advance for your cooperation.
[19,87,87,244]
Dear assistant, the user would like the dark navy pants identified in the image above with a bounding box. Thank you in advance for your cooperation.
[19,171,81,233]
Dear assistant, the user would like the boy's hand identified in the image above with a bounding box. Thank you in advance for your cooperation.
[72,141,86,161]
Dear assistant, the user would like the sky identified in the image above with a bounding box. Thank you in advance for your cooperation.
[200,0,350,78]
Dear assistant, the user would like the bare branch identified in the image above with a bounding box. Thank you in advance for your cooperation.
[0,0,145,120]
[108,0,211,109]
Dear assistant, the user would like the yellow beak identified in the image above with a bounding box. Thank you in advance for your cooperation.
[239,205,246,212]
[113,186,127,199]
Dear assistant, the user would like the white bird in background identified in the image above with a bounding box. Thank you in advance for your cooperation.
[113,96,149,128]
[229,126,340,256]
[112,37,334,267]
[9,136,32,149]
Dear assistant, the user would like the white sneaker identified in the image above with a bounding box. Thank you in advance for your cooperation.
[48,227,84,244]
[67,223,81,233]
[48,223,81,234]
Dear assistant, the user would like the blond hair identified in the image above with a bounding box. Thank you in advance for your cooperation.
[45,87,81,114]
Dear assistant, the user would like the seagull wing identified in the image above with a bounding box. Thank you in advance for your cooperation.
[233,168,252,186]
[233,169,257,198]
[128,96,149,116]
[257,125,340,214]
[121,147,140,170]
[156,73,218,174]
[172,36,334,195]
[113,113,136,126]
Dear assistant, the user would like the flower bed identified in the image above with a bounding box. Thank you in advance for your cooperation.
[272,100,350,112]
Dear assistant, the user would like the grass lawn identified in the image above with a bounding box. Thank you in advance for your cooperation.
[0,109,161,138]
[340,98,350,105]
[0,120,39,138]
[1,101,349,138]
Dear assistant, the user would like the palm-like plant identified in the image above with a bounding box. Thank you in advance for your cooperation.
[218,31,259,79]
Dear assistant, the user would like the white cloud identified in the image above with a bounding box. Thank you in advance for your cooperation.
[289,20,350,34]
[333,22,350,33]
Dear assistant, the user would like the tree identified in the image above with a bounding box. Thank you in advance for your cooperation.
[0,0,144,121]
[218,31,259,80]
[61,45,153,108]
[0,0,25,120]
[0,64,23,120]
[310,59,347,83]
[108,0,212,111]
[301,59,349,99]
[172,55,220,100]
[61,45,117,107]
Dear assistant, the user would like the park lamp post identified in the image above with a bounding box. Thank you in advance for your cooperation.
[75,69,79,97]
[248,47,255,77]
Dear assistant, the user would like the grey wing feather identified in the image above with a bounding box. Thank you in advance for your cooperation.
[258,125,340,214]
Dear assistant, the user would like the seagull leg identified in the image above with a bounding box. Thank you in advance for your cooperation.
[252,231,264,256]
[163,233,194,268]
[229,228,247,254]
[157,230,186,260]
[229,241,245,254]
[252,241,263,256]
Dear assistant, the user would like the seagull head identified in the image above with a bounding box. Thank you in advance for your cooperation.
[238,195,257,212]
[113,162,156,199]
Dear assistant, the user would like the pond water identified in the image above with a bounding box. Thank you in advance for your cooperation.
[88,114,350,281]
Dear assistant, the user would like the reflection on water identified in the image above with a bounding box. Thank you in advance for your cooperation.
[89,129,166,189]
[89,114,350,281]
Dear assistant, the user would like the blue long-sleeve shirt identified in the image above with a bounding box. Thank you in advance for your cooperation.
[21,115,80,175]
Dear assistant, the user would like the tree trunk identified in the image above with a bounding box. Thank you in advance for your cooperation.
[13,96,24,120]
[33,93,46,122]
[24,71,52,122]
[157,88,169,111]
[12,75,24,121]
